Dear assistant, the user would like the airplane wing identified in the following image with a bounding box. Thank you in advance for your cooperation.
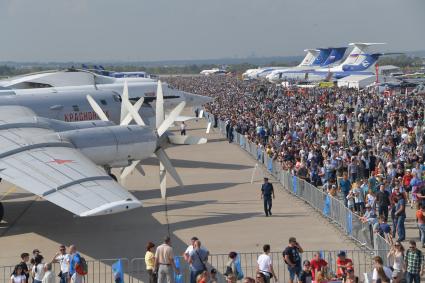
[0,106,141,217]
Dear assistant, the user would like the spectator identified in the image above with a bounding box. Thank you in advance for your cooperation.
[144,242,156,283]
[180,122,186,136]
[376,184,390,221]
[283,237,303,283]
[154,236,179,283]
[404,241,423,283]
[372,256,392,283]
[42,263,55,283]
[345,266,358,283]
[336,251,353,279]
[387,242,405,283]
[210,268,218,283]
[17,253,30,282]
[257,244,277,283]
[184,237,209,263]
[189,240,208,283]
[224,252,239,282]
[298,260,312,283]
[260,177,275,217]
[243,277,255,283]
[10,265,27,283]
[374,216,392,244]
[339,173,351,207]
[309,252,327,281]
[196,271,208,283]
[31,255,44,283]
[255,272,266,283]
[69,245,82,283]
[52,244,70,283]
[394,194,406,241]
[415,204,425,248]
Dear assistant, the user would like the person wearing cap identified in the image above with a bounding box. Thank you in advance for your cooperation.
[260,177,275,217]
[336,251,353,279]
[283,237,303,283]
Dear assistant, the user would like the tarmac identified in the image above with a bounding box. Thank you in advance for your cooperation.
[0,114,371,267]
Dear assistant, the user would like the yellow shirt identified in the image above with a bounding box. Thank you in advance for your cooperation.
[145,251,155,270]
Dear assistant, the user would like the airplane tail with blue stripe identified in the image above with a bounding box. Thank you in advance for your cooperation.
[321,47,347,66]
[311,48,332,66]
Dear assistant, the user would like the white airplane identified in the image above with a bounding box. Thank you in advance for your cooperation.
[242,47,347,80]
[266,43,386,83]
[0,81,206,221]
[199,68,227,76]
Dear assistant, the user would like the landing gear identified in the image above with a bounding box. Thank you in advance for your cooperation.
[0,202,3,223]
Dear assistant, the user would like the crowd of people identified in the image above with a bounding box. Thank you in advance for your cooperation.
[143,235,424,283]
[167,75,425,248]
[9,245,85,283]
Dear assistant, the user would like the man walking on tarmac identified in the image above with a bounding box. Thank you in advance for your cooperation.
[261,177,275,217]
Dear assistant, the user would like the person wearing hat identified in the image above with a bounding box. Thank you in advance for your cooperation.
[260,177,275,217]
[336,251,353,279]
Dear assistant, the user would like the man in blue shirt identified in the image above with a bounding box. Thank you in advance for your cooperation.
[261,177,275,217]
[339,173,351,207]
[69,245,82,283]
[188,240,208,283]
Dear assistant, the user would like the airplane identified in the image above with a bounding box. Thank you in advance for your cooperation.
[266,43,387,83]
[199,67,227,76]
[0,82,207,222]
[0,69,155,91]
[242,47,347,80]
[82,64,154,79]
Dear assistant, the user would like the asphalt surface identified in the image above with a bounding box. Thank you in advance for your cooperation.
[0,114,359,267]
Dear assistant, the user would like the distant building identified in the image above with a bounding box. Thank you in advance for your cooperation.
[378,65,401,76]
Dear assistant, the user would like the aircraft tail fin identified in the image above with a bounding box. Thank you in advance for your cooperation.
[321,47,347,66]
[311,48,332,66]
[298,49,320,67]
[341,42,386,66]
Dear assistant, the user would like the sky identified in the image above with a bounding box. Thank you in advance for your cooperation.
[0,0,424,62]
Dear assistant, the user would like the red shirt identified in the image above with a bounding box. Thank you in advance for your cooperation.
[310,258,328,280]
[336,258,353,277]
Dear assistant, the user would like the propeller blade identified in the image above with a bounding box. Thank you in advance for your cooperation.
[157,101,186,136]
[120,160,140,183]
[120,96,144,126]
[155,148,183,195]
[124,99,146,126]
[120,80,130,124]
[168,135,207,145]
[86,95,109,122]
[156,80,164,129]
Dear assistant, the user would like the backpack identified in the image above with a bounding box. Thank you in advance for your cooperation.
[76,256,88,276]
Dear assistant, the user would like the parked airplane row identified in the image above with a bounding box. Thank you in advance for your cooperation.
[243,42,395,83]
[0,70,213,221]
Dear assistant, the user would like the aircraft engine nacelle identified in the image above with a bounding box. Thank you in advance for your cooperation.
[58,126,157,167]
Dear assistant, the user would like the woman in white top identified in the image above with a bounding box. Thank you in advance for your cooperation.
[387,242,405,283]
[31,255,45,283]
[256,244,277,283]
[372,256,392,283]
[10,265,27,283]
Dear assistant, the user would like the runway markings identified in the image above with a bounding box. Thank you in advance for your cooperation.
[0,186,16,201]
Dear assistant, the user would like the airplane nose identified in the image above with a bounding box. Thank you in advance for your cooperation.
[183,92,214,106]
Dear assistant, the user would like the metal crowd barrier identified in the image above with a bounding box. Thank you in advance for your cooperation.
[0,251,377,283]
[214,117,391,256]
